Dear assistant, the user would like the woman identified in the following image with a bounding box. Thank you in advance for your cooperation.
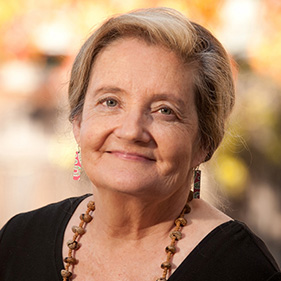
[0,7,280,281]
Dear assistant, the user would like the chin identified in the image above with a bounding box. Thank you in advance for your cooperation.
[88,171,163,198]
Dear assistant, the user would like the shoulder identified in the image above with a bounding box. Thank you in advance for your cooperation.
[0,194,92,280]
[178,199,280,280]
[173,219,281,281]
[1,194,89,233]
[219,220,280,271]
[192,200,280,272]
[0,194,91,249]
[200,220,280,279]
[174,199,281,280]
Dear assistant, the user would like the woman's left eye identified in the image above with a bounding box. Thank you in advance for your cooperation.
[159,107,174,115]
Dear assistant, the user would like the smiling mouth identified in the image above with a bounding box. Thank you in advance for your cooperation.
[106,151,156,162]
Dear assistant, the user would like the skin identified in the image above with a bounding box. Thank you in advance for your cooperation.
[74,38,205,204]
[65,38,231,280]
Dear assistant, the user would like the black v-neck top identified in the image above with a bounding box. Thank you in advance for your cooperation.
[0,195,280,281]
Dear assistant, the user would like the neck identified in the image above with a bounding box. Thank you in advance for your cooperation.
[89,185,190,242]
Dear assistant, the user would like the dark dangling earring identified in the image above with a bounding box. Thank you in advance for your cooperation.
[193,168,201,199]
[73,147,82,181]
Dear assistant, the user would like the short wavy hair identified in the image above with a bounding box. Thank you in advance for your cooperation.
[68,7,235,162]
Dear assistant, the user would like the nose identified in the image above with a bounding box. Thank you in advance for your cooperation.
[114,110,152,144]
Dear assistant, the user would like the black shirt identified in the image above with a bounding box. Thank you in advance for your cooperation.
[0,195,280,281]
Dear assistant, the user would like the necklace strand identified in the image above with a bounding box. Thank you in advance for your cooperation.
[61,192,193,281]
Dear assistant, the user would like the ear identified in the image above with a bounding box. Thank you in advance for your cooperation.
[191,146,208,169]
[72,116,82,146]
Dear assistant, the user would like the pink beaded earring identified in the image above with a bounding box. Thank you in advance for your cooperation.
[73,148,82,181]
[193,168,201,199]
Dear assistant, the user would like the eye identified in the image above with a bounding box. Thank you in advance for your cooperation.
[105,99,117,107]
[99,97,118,107]
[159,106,174,115]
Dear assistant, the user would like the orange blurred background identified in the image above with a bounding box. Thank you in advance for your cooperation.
[0,0,280,266]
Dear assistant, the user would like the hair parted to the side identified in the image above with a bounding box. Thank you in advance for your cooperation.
[68,7,235,162]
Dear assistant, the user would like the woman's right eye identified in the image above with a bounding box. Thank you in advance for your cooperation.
[99,97,118,107]
[105,99,117,107]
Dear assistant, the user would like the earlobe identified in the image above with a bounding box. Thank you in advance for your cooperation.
[192,147,208,169]
[72,117,82,146]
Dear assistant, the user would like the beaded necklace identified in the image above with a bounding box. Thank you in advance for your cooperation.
[61,191,193,281]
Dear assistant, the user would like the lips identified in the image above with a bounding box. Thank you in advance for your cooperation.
[106,150,156,161]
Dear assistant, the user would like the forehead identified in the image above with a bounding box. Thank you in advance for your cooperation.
[89,38,195,98]
[94,37,182,70]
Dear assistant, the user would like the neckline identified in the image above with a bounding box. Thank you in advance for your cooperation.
[167,220,235,280]
[55,194,235,280]
[55,194,92,280]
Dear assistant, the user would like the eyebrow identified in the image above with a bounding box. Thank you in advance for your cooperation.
[94,86,124,95]
[93,86,186,105]
[151,93,186,105]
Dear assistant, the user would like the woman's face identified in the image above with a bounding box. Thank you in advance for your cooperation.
[73,38,205,199]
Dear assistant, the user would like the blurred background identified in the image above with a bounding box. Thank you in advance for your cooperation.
[0,0,280,267]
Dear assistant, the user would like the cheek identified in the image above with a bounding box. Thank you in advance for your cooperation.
[159,124,200,165]
[80,123,93,146]
[79,120,101,150]
[157,128,193,163]
[79,116,115,153]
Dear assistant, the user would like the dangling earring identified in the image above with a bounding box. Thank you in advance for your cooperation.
[193,168,201,199]
[73,147,82,181]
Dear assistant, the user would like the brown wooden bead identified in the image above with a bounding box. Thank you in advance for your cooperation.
[87,201,95,211]
[161,261,171,269]
[175,217,187,227]
[64,257,77,264]
[67,240,79,250]
[169,230,182,241]
[184,203,191,214]
[165,245,176,254]
[80,213,93,223]
[61,269,72,278]
[72,225,86,235]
